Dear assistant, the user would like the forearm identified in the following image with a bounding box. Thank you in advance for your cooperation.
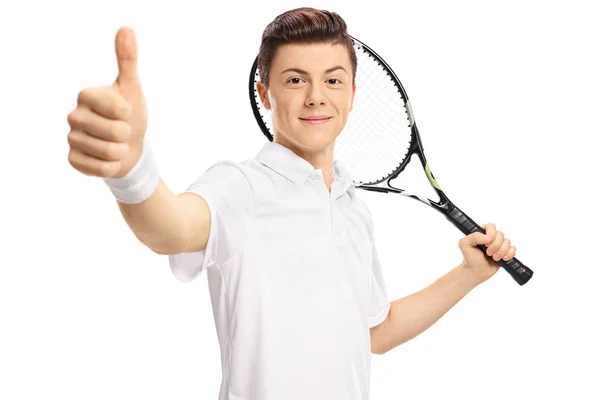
[376,264,482,354]
[116,178,184,254]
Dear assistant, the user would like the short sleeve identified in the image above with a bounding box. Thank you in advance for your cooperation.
[367,240,391,328]
[169,161,254,282]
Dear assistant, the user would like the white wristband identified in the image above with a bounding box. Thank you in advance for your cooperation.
[103,141,160,204]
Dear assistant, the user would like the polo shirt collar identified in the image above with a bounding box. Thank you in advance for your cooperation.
[255,142,355,197]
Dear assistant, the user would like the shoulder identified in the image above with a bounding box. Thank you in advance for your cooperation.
[200,159,251,180]
[187,159,255,192]
[350,190,374,220]
[200,158,272,183]
[184,160,255,212]
[206,157,282,196]
[344,189,376,242]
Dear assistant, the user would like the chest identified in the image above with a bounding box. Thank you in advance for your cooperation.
[221,191,373,314]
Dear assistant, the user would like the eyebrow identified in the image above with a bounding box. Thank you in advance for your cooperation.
[280,66,347,75]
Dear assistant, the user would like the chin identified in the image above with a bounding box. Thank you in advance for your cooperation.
[274,120,342,153]
[292,131,338,152]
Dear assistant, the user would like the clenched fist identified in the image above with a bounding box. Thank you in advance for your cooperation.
[458,223,517,284]
[67,27,148,178]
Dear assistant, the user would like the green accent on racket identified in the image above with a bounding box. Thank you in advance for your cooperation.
[425,163,440,190]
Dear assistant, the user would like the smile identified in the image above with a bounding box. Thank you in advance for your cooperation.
[299,117,332,125]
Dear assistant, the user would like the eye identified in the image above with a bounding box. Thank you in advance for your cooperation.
[288,77,302,84]
[327,78,341,85]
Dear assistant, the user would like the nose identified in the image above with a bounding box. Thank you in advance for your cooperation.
[305,83,326,107]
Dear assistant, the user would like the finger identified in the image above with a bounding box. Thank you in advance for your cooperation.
[68,106,132,142]
[502,246,517,261]
[481,223,497,241]
[114,26,139,85]
[492,238,511,261]
[460,232,492,248]
[77,87,132,121]
[486,230,505,256]
[67,129,129,162]
[68,148,122,178]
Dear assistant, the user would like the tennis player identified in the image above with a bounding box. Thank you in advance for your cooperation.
[66,7,517,400]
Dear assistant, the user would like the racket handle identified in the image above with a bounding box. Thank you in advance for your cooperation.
[446,205,534,286]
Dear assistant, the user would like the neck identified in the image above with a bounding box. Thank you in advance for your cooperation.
[274,136,335,191]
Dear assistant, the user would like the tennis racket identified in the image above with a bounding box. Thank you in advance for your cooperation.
[248,36,533,286]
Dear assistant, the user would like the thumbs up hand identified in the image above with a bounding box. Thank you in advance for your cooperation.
[68,27,148,178]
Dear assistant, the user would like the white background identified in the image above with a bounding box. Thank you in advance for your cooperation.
[1,0,598,399]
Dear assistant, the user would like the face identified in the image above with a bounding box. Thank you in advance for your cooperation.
[256,42,356,157]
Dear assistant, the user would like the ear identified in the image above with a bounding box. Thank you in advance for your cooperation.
[349,83,356,112]
[256,81,272,110]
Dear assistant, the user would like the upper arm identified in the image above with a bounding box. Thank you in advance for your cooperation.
[174,162,254,256]
[370,308,390,354]
[174,191,212,254]
[168,162,254,282]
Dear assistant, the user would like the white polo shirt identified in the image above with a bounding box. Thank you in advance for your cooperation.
[169,141,390,400]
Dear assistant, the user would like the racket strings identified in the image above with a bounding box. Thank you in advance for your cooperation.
[336,49,412,183]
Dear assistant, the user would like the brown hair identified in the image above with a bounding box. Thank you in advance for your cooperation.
[257,7,357,89]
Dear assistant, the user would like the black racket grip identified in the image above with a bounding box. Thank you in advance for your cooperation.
[446,205,533,286]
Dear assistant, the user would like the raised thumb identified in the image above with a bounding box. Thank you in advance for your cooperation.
[114,26,139,84]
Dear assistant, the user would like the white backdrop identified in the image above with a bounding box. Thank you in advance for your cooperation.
[1,0,598,399]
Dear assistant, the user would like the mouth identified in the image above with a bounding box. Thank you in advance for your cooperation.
[299,116,332,125]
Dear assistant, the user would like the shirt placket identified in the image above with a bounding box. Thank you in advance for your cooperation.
[308,169,333,233]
